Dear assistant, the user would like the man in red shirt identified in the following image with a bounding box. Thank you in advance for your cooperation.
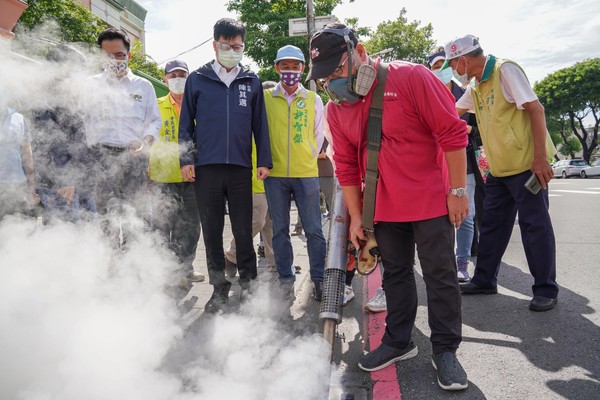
[307,24,470,391]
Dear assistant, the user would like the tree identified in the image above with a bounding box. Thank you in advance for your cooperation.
[129,41,164,81]
[362,8,434,65]
[226,0,348,82]
[535,58,600,163]
[16,0,164,82]
[17,0,106,44]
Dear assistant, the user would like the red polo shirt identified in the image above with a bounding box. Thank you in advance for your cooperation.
[327,59,468,222]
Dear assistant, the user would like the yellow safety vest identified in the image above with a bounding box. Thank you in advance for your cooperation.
[148,94,184,183]
[264,86,318,177]
[471,56,556,177]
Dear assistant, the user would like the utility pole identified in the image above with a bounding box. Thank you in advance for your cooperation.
[306,0,317,91]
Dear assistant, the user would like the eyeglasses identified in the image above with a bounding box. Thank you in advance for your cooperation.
[216,41,245,52]
[315,54,350,92]
[104,51,128,60]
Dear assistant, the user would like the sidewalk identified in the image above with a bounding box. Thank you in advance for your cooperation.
[178,203,322,327]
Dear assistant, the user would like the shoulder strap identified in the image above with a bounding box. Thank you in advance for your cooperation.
[362,62,389,231]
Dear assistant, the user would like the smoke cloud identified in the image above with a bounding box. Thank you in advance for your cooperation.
[0,25,331,400]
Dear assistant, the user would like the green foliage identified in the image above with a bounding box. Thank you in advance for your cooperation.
[535,58,600,163]
[362,8,434,64]
[129,41,164,81]
[17,0,106,44]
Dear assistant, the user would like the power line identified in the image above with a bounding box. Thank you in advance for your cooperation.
[156,37,213,65]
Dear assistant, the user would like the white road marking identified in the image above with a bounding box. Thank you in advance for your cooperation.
[551,190,600,195]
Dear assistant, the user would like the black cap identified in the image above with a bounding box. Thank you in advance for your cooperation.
[165,59,189,74]
[306,24,358,81]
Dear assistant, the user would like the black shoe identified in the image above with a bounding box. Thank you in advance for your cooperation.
[257,244,265,258]
[279,282,295,300]
[358,341,418,372]
[460,282,497,295]
[204,283,231,314]
[432,352,468,391]
[224,258,237,278]
[313,281,323,301]
[529,296,557,312]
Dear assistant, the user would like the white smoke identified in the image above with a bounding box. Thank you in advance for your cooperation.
[0,25,332,400]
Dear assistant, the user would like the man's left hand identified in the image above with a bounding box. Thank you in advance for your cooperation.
[447,193,470,229]
[257,167,270,180]
[531,157,553,189]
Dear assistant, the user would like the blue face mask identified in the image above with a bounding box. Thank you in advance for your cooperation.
[324,77,361,105]
[432,67,453,84]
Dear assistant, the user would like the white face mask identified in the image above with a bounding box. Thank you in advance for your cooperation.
[217,48,243,69]
[167,77,186,94]
[452,57,470,85]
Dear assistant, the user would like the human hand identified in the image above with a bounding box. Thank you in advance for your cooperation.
[447,193,470,229]
[257,167,270,180]
[348,214,368,250]
[57,186,76,205]
[531,157,553,189]
[181,165,195,182]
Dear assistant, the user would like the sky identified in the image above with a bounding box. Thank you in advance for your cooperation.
[138,0,600,85]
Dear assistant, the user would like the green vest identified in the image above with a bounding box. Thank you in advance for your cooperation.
[251,140,265,194]
[471,56,556,177]
[148,95,183,183]
[264,86,318,177]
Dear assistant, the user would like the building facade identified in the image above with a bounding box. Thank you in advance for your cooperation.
[76,0,147,51]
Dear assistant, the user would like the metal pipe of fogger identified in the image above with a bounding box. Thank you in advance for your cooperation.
[320,178,349,353]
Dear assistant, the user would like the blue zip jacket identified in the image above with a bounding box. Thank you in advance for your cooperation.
[178,61,272,169]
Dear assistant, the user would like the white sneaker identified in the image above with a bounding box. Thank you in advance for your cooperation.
[365,287,387,313]
[342,285,355,306]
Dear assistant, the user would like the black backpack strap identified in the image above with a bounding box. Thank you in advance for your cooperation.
[362,62,389,231]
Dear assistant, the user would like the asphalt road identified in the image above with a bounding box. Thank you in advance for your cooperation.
[332,177,600,400]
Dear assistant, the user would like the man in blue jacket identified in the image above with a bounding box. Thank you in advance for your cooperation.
[179,18,272,313]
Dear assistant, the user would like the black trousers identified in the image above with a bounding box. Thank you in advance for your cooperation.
[194,164,255,288]
[472,172,558,298]
[150,181,200,275]
[375,215,462,354]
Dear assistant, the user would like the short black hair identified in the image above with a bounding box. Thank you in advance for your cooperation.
[97,27,131,52]
[213,18,246,42]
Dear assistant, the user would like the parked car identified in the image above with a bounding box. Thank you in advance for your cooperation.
[580,159,600,178]
[552,159,589,178]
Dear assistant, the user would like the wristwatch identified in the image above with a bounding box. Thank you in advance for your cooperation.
[449,187,467,197]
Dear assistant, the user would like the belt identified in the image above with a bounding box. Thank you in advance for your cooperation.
[99,144,127,153]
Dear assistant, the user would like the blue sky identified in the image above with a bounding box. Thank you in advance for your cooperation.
[139,0,600,85]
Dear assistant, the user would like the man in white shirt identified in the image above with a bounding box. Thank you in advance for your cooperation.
[443,35,558,312]
[82,28,161,248]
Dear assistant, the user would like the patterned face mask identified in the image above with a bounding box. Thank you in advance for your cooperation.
[106,58,128,78]
[279,70,302,87]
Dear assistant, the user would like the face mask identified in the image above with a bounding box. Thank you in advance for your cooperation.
[217,49,243,69]
[279,70,302,87]
[106,58,128,78]
[324,58,376,105]
[167,77,186,94]
[433,68,453,84]
[325,77,361,105]
[452,57,470,85]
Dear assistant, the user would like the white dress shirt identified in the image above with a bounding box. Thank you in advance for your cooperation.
[211,60,241,88]
[82,70,161,147]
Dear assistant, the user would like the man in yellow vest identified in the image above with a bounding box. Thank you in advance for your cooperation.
[263,45,326,300]
[149,60,204,287]
[443,35,558,311]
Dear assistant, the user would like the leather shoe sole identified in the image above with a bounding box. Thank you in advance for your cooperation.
[460,282,497,295]
[529,296,557,312]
